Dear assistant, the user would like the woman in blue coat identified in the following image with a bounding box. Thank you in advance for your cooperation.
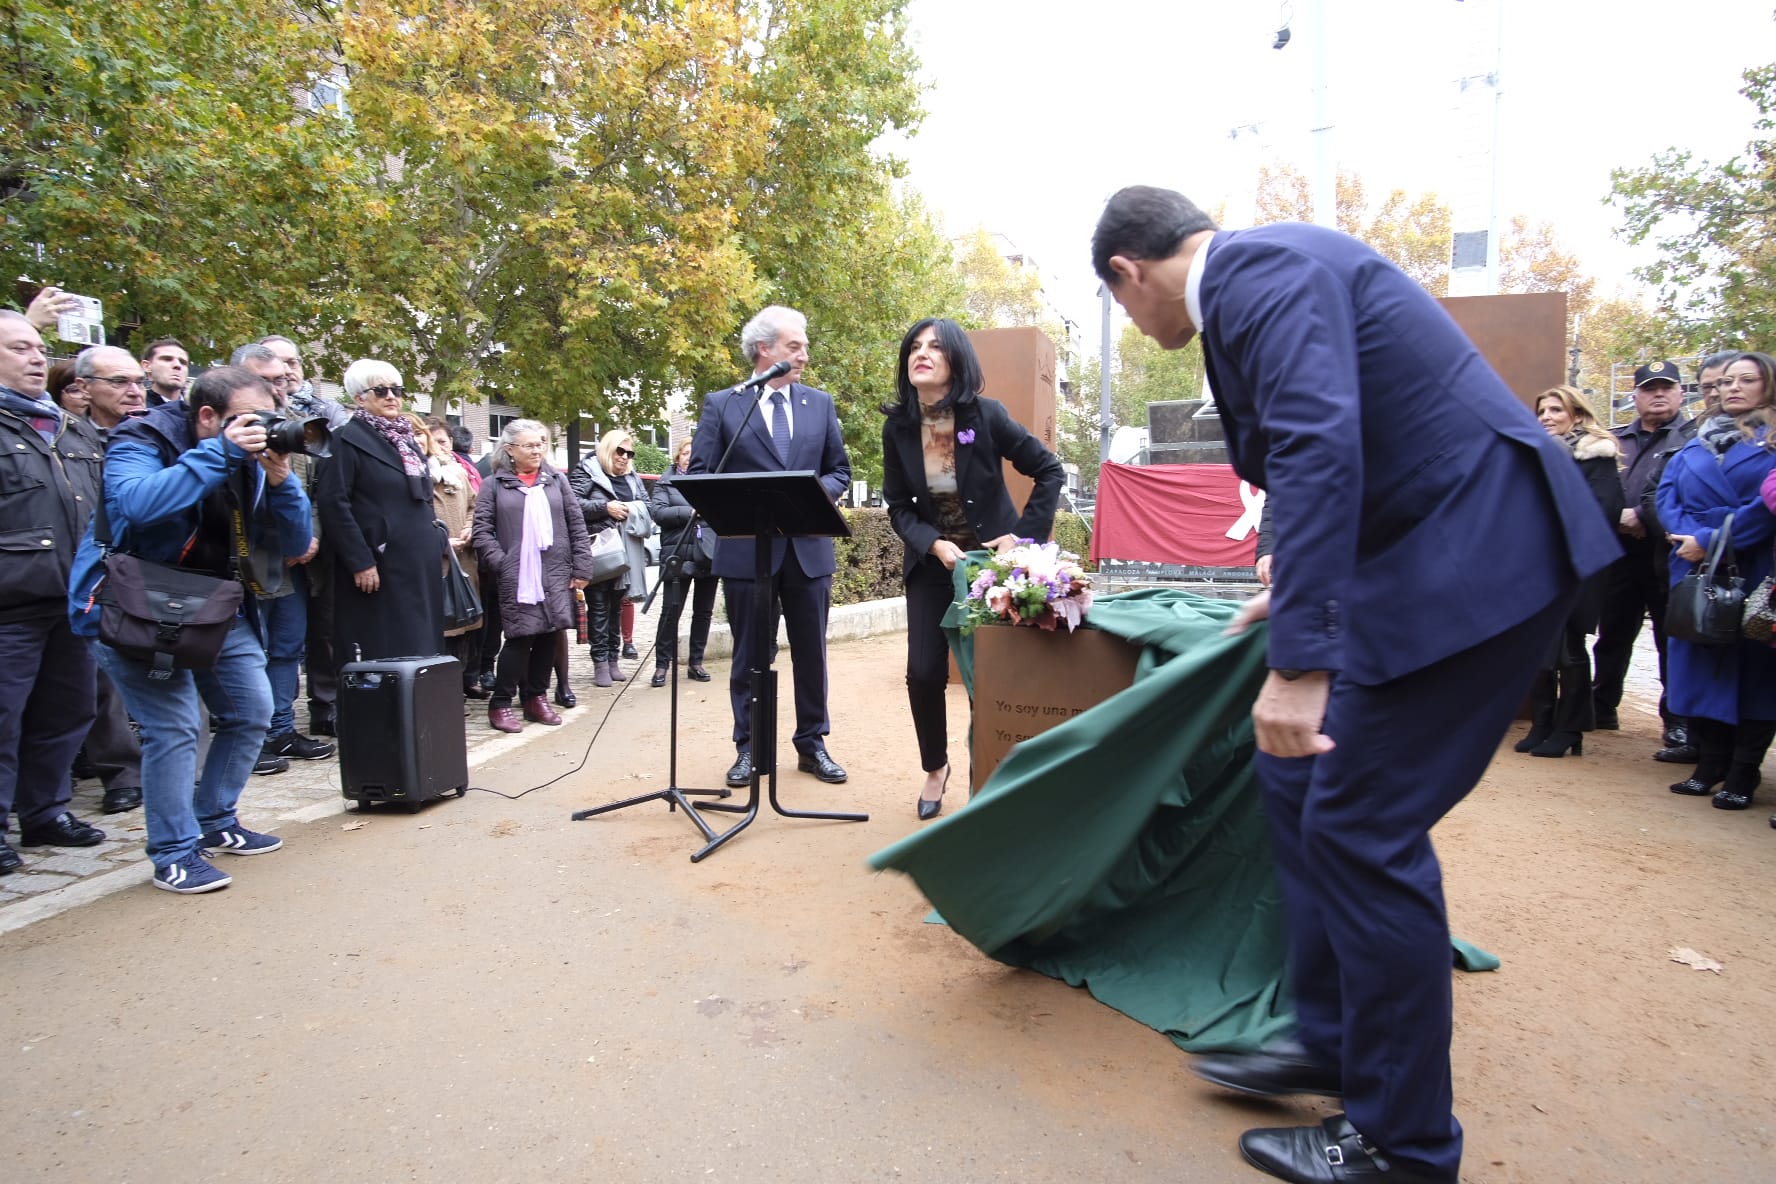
[1656,350,1776,810]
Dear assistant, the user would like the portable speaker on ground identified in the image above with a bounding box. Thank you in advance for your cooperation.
[338,655,468,809]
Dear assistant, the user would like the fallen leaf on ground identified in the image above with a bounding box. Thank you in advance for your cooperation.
[1669,947,1723,973]
[341,820,367,832]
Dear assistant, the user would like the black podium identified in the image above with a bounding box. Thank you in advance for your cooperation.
[573,470,867,860]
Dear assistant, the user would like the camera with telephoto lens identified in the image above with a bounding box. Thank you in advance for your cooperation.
[239,411,332,458]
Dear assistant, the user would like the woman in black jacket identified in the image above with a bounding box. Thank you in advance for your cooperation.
[1515,386,1624,757]
[314,360,445,668]
[647,437,718,687]
[570,430,650,687]
[881,318,1065,819]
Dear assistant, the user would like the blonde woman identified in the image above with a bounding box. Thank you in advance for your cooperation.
[570,429,654,687]
[1514,386,1624,757]
[417,416,484,697]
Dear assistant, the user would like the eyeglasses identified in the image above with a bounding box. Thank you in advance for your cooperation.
[1700,382,1722,394]
[87,375,147,389]
[614,447,635,459]
[364,384,405,399]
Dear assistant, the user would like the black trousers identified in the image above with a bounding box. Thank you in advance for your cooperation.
[492,630,559,708]
[1592,548,1672,722]
[85,668,143,791]
[654,575,718,667]
[476,557,504,678]
[302,552,337,721]
[724,548,831,755]
[444,629,482,690]
[1528,618,1594,736]
[905,559,957,773]
[586,580,626,663]
[0,617,96,830]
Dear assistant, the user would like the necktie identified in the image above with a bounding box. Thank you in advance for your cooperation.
[769,390,791,466]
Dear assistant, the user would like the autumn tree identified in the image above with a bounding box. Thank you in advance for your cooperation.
[955,228,1045,327]
[1062,325,1205,489]
[733,0,961,487]
[1251,164,1452,294]
[0,0,367,355]
[1611,57,1776,349]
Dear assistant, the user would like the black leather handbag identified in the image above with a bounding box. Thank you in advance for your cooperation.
[1667,513,1745,647]
[438,521,483,632]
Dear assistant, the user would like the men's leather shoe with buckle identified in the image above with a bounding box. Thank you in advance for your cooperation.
[1191,1039,1343,1099]
[797,748,847,783]
[1239,1115,1454,1183]
[101,785,143,814]
[0,838,22,875]
[19,811,106,848]
[726,752,753,788]
[1654,743,1699,764]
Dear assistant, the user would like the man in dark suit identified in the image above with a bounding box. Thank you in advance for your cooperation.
[689,305,852,789]
[1093,187,1619,1184]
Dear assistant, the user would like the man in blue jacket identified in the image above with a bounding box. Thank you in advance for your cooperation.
[1093,187,1619,1184]
[69,366,313,895]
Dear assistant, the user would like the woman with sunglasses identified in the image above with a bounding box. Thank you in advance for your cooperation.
[315,361,446,673]
[570,430,654,687]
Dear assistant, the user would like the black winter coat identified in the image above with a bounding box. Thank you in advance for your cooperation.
[473,466,594,638]
[314,417,445,663]
[0,400,103,623]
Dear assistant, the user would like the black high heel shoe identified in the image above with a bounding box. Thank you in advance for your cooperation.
[1513,724,1552,754]
[917,764,951,821]
[1529,732,1582,758]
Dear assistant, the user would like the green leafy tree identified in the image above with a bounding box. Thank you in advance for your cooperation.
[733,0,962,488]
[1611,58,1776,349]
[0,0,367,355]
[1062,324,1205,489]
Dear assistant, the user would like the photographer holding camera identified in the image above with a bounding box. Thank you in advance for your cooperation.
[68,365,314,894]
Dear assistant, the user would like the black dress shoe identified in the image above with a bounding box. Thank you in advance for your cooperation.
[726,752,753,788]
[1654,743,1699,763]
[650,667,668,688]
[1663,724,1690,748]
[309,714,337,738]
[1670,778,1721,796]
[19,811,106,848]
[463,682,491,700]
[622,643,639,660]
[101,785,143,814]
[686,665,711,682]
[797,748,848,784]
[554,685,578,709]
[1240,1115,1453,1183]
[1192,1040,1343,1099]
[0,838,21,875]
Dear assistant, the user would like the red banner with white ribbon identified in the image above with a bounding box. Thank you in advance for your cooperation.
[1090,461,1264,567]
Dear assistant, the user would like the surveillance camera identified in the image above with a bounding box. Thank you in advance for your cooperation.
[1273,26,1291,50]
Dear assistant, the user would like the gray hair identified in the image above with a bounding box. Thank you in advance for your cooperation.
[257,334,299,354]
[342,358,402,398]
[739,305,806,364]
[492,418,549,473]
[230,342,279,368]
[74,345,138,379]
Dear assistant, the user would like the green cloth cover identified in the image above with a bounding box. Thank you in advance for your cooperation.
[870,573,1494,1055]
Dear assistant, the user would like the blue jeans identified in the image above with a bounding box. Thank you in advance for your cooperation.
[93,618,273,865]
[261,584,308,737]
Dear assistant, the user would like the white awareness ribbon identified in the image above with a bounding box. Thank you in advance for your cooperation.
[1224,481,1266,541]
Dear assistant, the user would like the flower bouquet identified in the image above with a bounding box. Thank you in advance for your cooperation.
[959,540,1095,635]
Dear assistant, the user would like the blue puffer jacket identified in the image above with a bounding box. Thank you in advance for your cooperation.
[68,401,312,639]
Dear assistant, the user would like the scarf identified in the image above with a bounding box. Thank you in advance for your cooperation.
[356,408,425,477]
[1698,414,1747,460]
[0,385,65,445]
[516,479,555,604]
[427,453,465,492]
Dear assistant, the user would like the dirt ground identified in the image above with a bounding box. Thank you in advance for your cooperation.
[3,631,1773,1184]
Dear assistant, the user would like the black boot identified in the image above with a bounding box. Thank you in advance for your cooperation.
[1671,717,1734,796]
[1713,719,1776,810]
[1515,672,1555,753]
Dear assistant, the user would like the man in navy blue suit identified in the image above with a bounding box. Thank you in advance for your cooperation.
[1093,188,1619,1184]
[688,306,852,790]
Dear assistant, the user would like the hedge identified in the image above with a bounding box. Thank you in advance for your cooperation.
[830,508,1096,607]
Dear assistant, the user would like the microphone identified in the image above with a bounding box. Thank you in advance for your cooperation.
[729,359,793,394]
